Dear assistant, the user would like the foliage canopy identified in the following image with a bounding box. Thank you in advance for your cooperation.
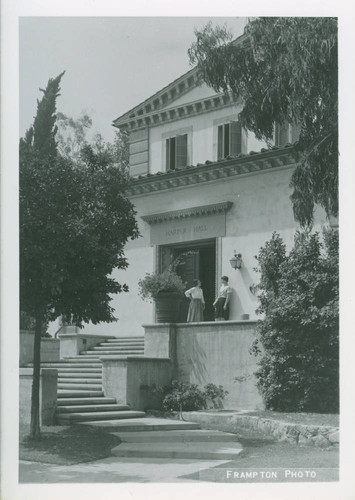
[189,18,338,227]
[252,229,339,413]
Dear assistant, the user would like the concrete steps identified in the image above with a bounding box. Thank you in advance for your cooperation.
[57,397,117,406]
[114,429,239,443]
[79,417,202,432]
[57,404,131,413]
[57,390,104,397]
[56,410,146,424]
[58,382,102,390]
[112,441,243,460]
[79,351,144,356]
[38,336,147,425]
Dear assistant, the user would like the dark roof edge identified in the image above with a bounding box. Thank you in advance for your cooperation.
[130,144,297,185]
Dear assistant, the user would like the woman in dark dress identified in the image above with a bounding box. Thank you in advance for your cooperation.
[185,279,205,322]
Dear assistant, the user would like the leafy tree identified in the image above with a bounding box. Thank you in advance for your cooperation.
[20,74,139,439]
[56,111,129,169]
[56,111,93,161]
[189,18,338,227]
[251,229,339,412]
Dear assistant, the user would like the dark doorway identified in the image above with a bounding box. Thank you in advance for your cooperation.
[159,239,216,322]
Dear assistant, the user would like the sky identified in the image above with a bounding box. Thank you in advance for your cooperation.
[19,17,246,143]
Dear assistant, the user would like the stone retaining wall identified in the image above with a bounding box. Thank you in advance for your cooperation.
[184,411,339,448]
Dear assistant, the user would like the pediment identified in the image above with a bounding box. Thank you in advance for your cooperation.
[113,68,201,129]
[163,83,218,110]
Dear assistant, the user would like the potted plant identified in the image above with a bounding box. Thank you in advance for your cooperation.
[138,260,187,323]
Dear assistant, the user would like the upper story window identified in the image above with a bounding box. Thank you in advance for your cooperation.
[217,121,242,159]
[274,121,301,147]
[166,133,188,170]
[274,121,291,147]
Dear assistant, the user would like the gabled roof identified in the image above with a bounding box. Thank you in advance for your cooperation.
[113,67,200,129]
[113,31,248,131]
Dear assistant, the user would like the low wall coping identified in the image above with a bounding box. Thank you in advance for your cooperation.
[100,355,171,362]
[58,333,116,339]
[143,320,258,328]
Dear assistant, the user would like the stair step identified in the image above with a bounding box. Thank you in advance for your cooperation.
[57,404,130,413]
[58,390,104,397]
[106,337,144,342]
[58,373,102,379]
[57,397,116,406]
[45,367,102,373]
[113,429,240,443]
[99,341,144,345]
[58,378,102,384]
[79,417,201,432]
[57,410,146,423]
[79,351,143,356]
[90,346,144,351]
[112,441,243,460]
[62,358,102,364]
[58,383,102,390]
[28,362,102,369]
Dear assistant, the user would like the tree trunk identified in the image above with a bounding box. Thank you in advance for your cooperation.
[179,403,184,421]
[30,312,42,439]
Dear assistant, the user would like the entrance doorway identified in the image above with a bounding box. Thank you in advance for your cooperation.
[158,239,216,322]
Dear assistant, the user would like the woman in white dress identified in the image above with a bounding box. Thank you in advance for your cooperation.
[213,276,232,321]
[185,279,205,322]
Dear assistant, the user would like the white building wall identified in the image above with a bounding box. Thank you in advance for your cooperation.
[149,104,269,173]
[81,165,328,337]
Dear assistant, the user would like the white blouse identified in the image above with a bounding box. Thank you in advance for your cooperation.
[185,286,205,301]
[218,284,232,298]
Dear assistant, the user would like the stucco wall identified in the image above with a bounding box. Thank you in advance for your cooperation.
[20,332,60,366]
[149,104,267,172]
[19,368,58,426]
[80,164,327,336]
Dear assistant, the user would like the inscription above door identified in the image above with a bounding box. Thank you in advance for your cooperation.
[149,213,226,245]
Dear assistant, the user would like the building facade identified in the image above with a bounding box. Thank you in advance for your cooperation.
[81,65,328,338]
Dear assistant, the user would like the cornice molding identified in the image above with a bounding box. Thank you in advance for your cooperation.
[141,201,233,225]
[127,147,299,197]
[119,93,236,132]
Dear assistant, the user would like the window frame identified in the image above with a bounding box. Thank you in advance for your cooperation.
[217,120,242,159]
[162,126,192,172]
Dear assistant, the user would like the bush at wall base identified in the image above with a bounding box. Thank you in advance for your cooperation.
[145,380,229,420]
[252,228,339,413]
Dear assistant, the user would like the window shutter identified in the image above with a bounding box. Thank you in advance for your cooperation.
[230,121,242,155]
[166,138,170,170]
[217,125,223,159]
[176,134,187,168]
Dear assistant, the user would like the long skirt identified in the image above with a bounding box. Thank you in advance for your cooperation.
[187,298,204,322]
[214,297,229,320]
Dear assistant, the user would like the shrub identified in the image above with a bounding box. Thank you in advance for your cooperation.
[252,228,339,413]
[138,251,196,302]
[138,270,186,302]
[149,380,229,419]
[203,383,229,409]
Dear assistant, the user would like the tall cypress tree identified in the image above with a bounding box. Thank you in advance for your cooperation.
[20,72,64,439]
[20,73,138,439]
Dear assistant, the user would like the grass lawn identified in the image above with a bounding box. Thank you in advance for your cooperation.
[216,436,339,469]
[19,424,121,465]
[238,410,339,428]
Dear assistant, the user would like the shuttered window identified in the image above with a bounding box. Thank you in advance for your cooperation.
[166,133,188,170]
[217,121,242,159]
